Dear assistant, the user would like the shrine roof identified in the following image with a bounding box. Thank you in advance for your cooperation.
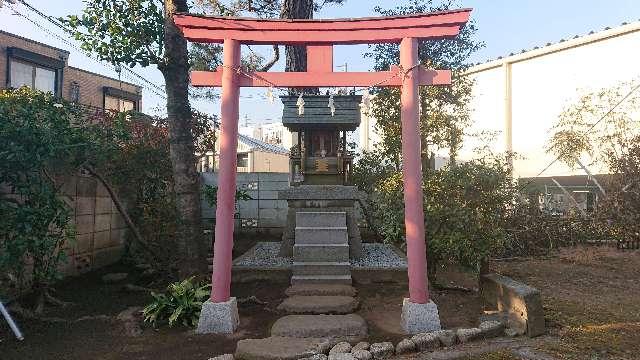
[174,9,471,45]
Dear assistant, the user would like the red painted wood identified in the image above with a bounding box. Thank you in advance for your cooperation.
[180,25,462,45]
[174,10,471,32]
[190,69,451,87]
[307,45,333,73]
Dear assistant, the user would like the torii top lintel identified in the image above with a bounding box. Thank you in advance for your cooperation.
[174,9,471,88]
[174,9,471,45]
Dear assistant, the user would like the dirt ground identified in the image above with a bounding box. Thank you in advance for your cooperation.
[1,245,638,360]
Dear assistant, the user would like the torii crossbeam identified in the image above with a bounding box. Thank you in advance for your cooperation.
[174,8,472,335]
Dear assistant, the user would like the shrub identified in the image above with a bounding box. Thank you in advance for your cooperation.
[142,277,210,328]
[354,152,517,280]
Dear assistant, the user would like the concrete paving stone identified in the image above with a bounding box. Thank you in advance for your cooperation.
[290,275,352,286]
[271,314,368,340]
[329,342,352,355]
[278,296,359,314]
[351,350,372,360]
[395,339,416,354]
[285,284,357,297]
[410,332,440,352]
[235,337,324,360]
[369,342,394,359]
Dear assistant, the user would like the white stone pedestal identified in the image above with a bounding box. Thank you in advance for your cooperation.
[401,298,441,334]
[196,297,239,334]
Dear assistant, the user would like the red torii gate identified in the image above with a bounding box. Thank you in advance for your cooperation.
[175,9,471,334]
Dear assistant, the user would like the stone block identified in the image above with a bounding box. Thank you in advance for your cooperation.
[59,176,77,196]
[297,212,346,227]
[93,246,124,269]
[259,190,280,200]
[75,233,93,254]
[75,215,94,235]
[96,182,110,197]
[285,285,357,297]
[95,197,113,214]
[111,213,127,230]
[271,314,367,341]
[76,177,97,197]
[111,228,126,247]
[352,342,370,352]
[258,172,289,182]
[197,298,239,334]
[259,208,280,220]
[295,227,349,245]
[480,273,545,337]
[93,230,111,250]
[236,337,323,360]
[293,262,350,276]
[401,299,441,334]
[75,197,95,215]
[294,244,349,262]
[95,214,111,232]
[277,296,358,315]
[259,200,288,210]
[259,181,290,191]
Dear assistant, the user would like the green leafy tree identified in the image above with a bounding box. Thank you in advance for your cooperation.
[367,0,484,168]
[0,88,84,312]
[64,0,209,277]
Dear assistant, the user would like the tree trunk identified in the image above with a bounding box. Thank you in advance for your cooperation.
[281,0,318,95]
[162,0,207,277]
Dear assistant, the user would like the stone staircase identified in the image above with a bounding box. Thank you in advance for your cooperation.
[235,212,368,360]
[292,212,352,286]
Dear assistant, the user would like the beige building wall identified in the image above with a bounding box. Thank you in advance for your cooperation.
[0,30,142,110]
[462,22,640,179]
[250,150,290,173]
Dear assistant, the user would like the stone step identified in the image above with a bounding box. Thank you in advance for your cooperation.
[285,284,357,297]
[291,274,352,286]
[295,227,348,245]
[271,314,368,342]
[296,211,346,227]
[278,295,358,314]
[293,262,351,276]
[235,336,324,360]
[294,244,349,262]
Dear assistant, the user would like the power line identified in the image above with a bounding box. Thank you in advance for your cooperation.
[10,0,168,99]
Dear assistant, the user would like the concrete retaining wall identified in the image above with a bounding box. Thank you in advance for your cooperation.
[201,172,290,234]
[480,273,545,337]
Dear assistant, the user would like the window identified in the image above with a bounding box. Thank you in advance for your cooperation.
[7,47,64,96]
[237,153,249,168]
[105,95,135,112]
[103,87,140,112]
[10,59,56,93]
[69,82,80,103]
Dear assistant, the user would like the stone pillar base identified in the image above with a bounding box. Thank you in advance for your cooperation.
[401,298,441,334]
[196,298,239,334]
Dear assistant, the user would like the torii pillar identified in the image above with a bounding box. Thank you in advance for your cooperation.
[175,9,471,335]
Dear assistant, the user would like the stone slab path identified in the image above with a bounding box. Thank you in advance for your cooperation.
[235,212,369,360]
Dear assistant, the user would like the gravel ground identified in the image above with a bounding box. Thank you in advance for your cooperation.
[233,242,407,269]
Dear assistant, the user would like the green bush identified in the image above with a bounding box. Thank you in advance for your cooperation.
[142,277,210,328]
[354,152,516,278]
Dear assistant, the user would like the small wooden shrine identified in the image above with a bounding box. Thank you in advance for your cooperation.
[281,94,362,186]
